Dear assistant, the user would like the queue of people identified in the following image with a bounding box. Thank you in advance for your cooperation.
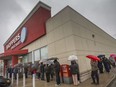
[6,65,28,80]
[6,59,61,86]
[5,55,116,86]
[69,54,116,86]
[90,55,116,85]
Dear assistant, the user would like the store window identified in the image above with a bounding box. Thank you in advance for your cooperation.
[7,59,12,66]
[0,60,4,76]
[29,46,48,62]
[40,46,48,59]
[34,49,40,61]
[22,55,28,63]
[28,52,32,62]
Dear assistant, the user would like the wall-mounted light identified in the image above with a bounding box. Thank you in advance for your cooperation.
[92,34,95,38]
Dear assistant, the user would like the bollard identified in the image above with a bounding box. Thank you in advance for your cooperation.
[33,72,35,87]
[32,70,36,87]
[11,73,14,85]
[5,72,7,78]
[17,73,19,86]
[23,73,25,87]
[8,73,10,79]
[32,51,35,87]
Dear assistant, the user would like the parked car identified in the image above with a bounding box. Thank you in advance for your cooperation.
[0,76,11,87]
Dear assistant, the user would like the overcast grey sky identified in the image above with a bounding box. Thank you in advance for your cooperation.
[0,0,116,53]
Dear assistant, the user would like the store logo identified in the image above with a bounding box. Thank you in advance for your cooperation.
[6,27,28,50]
[21,27,27,43]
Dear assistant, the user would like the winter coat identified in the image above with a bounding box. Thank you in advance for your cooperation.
[24,67,28,73]
[70,64,78,74]
[45,65,51,73]
[91,60,98,71]
[54,61,60,72]
[36,65,40,73]
[98,61,103,69]
[13,68,19,74]
[40,64,44,73]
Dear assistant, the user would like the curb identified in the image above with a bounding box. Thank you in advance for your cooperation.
[105,74,116,87]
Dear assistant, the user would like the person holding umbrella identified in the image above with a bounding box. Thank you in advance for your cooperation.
[102,56,111,73]
[68,55,81,83]
[91,59,99,85]
[86,55,100,85]
[45,64,51,82]
[70,60,79,86]
[72,60,81,83]
[54,59,61,86]
[97,55,104,73]
[40,62,45,80]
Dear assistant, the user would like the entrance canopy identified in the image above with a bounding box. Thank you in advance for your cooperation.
[0,49,28,60]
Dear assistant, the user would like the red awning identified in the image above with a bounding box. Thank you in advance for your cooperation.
[0,49,28,59]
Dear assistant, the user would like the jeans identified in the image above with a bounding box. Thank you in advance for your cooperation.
[55,71,60,85]
[41,72,44,80]
[46,73,50,82]
[91,70,99,84]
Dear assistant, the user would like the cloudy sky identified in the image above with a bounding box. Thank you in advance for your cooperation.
[0,0,116,53]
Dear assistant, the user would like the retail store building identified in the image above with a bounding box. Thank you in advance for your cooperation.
[0,2,116,81]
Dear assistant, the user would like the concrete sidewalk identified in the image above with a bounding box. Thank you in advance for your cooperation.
[13,68,116,87]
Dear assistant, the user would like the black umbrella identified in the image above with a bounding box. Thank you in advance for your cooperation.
[97,55,105,58]
[47,57,58,61]
[31,61,39,70]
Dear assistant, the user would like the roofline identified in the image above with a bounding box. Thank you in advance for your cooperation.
[47,5,116,40]
[4,1,51,46]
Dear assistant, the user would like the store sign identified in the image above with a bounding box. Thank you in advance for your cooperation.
[6,27,27,50]
[21,27,27,43]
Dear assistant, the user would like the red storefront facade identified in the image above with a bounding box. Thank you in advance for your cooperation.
[0,2,51,75]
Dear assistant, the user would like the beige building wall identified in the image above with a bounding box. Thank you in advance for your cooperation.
[23,6,116,81]
[22,35,48,52]
[46,6,116,81]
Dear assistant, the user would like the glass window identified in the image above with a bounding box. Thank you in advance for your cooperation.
[28,52,32,62]
[40,46,48,59]
[7,59,12,66]
[22,55,28,63]
[34,49,40,61]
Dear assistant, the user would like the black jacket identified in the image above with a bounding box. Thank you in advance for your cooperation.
[54,61,60,72]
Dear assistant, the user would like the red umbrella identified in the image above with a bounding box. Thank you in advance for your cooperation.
[86,55,100,61]
[110,54,116,57]
[110,54,116,61]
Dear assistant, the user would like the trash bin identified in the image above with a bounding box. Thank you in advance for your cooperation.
[61,64,73,84]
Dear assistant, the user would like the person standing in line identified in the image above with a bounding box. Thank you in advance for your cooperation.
[40,62,45,80]
[9,66,13,78]
[70,61,79,86]
[97,58,104,73]
[13,67,19,80]
[109,56,116,68]
[54,59,61,86]
[36,64,41,79]
[6,66,9,78]
[45,64,51,82]
[102,56,111,73]
[73,60,81,83]
[91,59,99,85]
[50,63,54,81]
[24,67,28,78]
